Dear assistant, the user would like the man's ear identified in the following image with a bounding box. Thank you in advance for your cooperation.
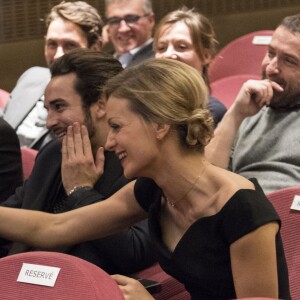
[92,96,107,119]
[90,38,102,51]
[155,123,171,140]
[147,12,156,34]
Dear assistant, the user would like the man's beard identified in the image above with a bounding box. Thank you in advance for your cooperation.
[262,71,300,109]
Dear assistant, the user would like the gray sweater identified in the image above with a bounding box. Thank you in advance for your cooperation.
[231,106,300,194]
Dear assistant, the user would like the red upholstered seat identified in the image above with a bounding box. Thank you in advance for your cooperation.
[236,297,278,300]
[21,146,38,180]
[0,251,124,299]
[209,30,273,83]
[211,74,261,109]
[0,88,9,108]
[267,186,300,300]
[133,263,190,300]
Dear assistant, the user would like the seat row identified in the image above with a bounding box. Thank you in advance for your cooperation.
[0,184,299,299]
[210,30,273,109]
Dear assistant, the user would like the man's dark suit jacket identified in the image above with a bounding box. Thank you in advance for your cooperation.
[0,117,23,201]
[0,140,156,274]
[127,41,154,68]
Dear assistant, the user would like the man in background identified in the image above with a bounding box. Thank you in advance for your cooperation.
[4,1,102,150]
[105,0,155,68]
[206,14,300,194]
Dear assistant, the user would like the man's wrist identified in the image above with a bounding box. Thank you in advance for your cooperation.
[226,106,246,127]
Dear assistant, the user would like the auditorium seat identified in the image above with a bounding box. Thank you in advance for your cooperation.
[211,74,261,108]
[0,251,124,299]
[20,146,38,180]
[133,263,190,299]
[209,30,273,83]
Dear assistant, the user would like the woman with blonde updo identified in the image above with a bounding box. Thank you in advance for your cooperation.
[0,59,290,299]
[154,7,227,125]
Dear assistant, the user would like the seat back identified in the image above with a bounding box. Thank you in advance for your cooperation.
[209,30,273,83]
[20,146,38,180]
[0,88,9,108]
[267,186,300,300]
[235,298,280,300]
[0,251,124,299]
[211,74,261,108]
[133,263,190,300]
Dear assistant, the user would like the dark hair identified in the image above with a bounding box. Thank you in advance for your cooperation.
[281,14,300,33]
[46,1,103,47]
[50,49,123,108]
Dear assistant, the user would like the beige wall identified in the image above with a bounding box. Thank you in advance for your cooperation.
[211,6,300,48]
[1,40,45,91]
[1,2,300,92]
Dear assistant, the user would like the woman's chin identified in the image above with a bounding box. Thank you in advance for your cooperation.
[123,166,140,180]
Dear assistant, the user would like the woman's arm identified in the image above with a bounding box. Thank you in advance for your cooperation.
[230,222,279,298]
[0,181,147,249]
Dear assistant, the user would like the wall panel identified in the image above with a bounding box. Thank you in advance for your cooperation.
[1,0,300,43]
[0,0,105,43]
[1,0,300,91]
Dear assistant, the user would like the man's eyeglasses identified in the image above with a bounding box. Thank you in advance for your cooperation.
[106,14,149,27]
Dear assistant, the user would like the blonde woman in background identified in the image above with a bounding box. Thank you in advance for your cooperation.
[154,7,227,126]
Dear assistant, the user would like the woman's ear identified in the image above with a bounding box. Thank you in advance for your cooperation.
[155,123,171,140]
[203,51,213,66]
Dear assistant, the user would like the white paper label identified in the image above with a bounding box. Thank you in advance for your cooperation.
[17,263,61,287]
[290,195,300,211]
[252,35,272,45]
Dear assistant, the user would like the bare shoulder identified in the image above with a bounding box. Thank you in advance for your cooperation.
[214,165,254,190]
[205,165,256,213]
[211,166,255,203]
[227,170,255,190]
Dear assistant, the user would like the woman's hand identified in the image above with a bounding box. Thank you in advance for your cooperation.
[111,274,155,300]
[61,122,105,194]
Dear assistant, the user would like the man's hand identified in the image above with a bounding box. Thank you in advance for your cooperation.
[205,78,283,168]
[61,122,105,195]
[231,79,283,119]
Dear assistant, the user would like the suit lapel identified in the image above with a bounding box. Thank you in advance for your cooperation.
[128,42,154,67]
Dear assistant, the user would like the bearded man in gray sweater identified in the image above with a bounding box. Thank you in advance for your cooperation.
[206,14,300,194]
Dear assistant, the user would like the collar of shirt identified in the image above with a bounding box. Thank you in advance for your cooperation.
[115,38,153,67]
[129,38,153,56]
